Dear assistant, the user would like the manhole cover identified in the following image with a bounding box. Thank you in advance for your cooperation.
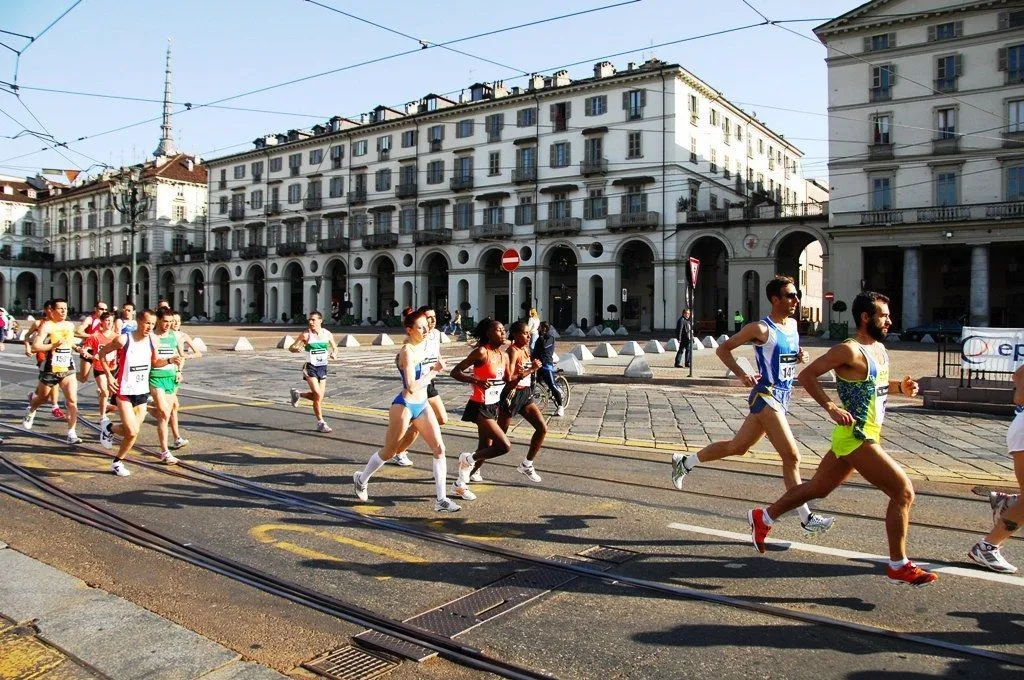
[302,645,398,680]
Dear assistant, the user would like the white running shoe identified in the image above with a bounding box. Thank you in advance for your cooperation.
[469,471,484,483]
[968,541,1018,574]
[555,406,565,417]
[457,452,475,485]
[99,417,114,450]
[317,421,333,433]
[66,430,83,445]
[670,453,693,490]
[353,471,368,502]
[171,437,189,450]
[451,482,477,500]
[434,497,462,513]
[801,512,836,537]
[111,460,130,477]
[389,452,413,467]
[290,388,300,407]
[517,461,542,483]
[22,408,35,430]
[159,450,179,465]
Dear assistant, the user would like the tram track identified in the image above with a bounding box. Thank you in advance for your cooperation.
[1,423,1023,672]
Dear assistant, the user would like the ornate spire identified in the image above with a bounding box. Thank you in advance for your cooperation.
[154,39,177,158]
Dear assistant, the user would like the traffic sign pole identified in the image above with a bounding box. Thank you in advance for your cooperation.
[500,248,521,325]
[687,257,700,378]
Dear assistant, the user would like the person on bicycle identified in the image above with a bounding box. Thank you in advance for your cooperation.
[498,320,547,482]
[532,320,564,416]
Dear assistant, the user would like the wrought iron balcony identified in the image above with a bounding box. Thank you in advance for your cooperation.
[276,243,306,257]
[535,217,582,235]
[450,175,474,192]
[396,182,418,199]
[160,251,176,264]
[933,136,960,154]
[607,211,660,232]
[208,248,233,262]
[362,232,399,249]
[317,237,350,253]
[229,207,246,221]
[470,223,514,240]
[264,202,282,216]
[413,228,453,246]
[868,143,894,161]
[869,86,891,102]
[347,188,367,206]
[303,197,323,211]
[580,158,608,176]
[934,77,958,93]
[241,245,268,259]
[512,166,537,184]
[833,200,1024,228]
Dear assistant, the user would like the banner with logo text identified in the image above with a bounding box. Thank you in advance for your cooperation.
[961,327,1024,372]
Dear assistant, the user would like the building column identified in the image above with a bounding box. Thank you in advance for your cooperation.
[970,245,989,327]
[901,247,921,330]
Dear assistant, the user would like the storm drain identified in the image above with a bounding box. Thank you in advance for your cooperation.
[576,545,638,564]
[303,644,399,680]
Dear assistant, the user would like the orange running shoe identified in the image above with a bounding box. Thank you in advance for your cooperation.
[885,561,938,587]
[747,508,773,554]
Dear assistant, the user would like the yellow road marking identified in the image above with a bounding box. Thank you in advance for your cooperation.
[176,403,240,412]
[250,523,426,564]
[0,627,66,677]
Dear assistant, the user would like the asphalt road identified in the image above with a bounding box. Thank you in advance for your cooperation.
[0,356,1022,679]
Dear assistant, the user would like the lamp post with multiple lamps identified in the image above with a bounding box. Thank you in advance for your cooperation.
[109,167,153,306]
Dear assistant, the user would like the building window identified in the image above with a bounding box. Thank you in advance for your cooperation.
[401,130,416,148]
[624,89,645,120]
[250,190,263,209]
[375,168,391,191]
[710,149,718,173]
[288,153,301,172]
[306,218,321,242]
[1000,10,1024,29]
[935,169,958,206]
[937,107,957,138]
[710,109,719,126]
[871,64,896,101]
[329,176,344,198]
[865,32,896,51]
[585,95,607,116]
[517,107,537,127]
[515,196,535,225]
[723,155,731,180]
[453,201,473,229]
[269,157,282,172]
[485,113,504,142]
[1010,100,1024,133]
[935,55,961,92]
[710,193,718,210]
[550,141,571,167]
[999,44,1024,83]
[399,164,417,188]
[218,196,228,214]
[625,185,646,213]
[309,149,323,165]
[929,21,962,41]
[400,206,416,234]
[428,125,444,150]
[627,131,642,158]
[690,137,697,164]
[251,161,264,179]
[688,94,698,124]
[454,156,473,181]
[483,200,503,225]
[173,204,186,220]
[870,175,893,210]
[426,204,445,230]
[427,160,444,184]
[287,183,301,204]
[351,213,367,238]
[376,135,392,154]
[488,151,500,176]
[330,145,344,168]
[353,140,368,156]
[375,211,392,234]
[584,188,606,220]
[872,114,892,144]
[233,165,245,179]
[456,119,474,138]
[549,191,570,219]
[550,102,570,132]
[1008,165,1024,200]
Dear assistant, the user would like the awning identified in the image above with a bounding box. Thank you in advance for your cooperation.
[322,210,348,218]
[612,175,657,186]
[539,183,580,194]
[419,198,451,207]
[368,205,396,212]
[582,126,609,136]
[474,191,511,201]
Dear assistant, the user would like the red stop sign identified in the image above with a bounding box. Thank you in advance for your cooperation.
[500,248,520,272]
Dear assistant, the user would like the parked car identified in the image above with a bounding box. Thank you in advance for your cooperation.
[901,320,963,342]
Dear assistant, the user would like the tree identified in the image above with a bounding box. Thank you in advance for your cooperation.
[831,300,847,323]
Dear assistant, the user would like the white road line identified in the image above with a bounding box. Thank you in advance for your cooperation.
[667,522,1024,587]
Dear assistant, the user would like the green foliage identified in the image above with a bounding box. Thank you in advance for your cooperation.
[214,312,229,322]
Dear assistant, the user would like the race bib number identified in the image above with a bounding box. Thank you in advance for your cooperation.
[874,385,889,425]
[778,353,797,382]
[52,347,72,372]
[129,365,148,385]
[484,382,503,405]
[309,348,328,366]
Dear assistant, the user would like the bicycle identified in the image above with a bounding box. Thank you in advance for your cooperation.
[534,368,570,413]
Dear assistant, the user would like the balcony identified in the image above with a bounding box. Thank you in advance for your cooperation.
[276,243,306,257]
[535,217,582,235]
[934,77,958,93]
[347,188,367,206]
[392,182,416,199]
[429,139,442,152]
[450,175,474,192]
[512,166,537,184]
[265,202,282,216]
[868,143,894,161]
[252,174,262,184]
[833,200,1024,228]
[208,248,232,262]
[470,223,514,240]
[241,245,268,259]
[869,86,892,102]
[229,207,246,221]
[317,237,350,253]
[580,158,608,176]
[289,166,300,176]
[160,251,176,264]
[303,197,323,211]
[413,228,453,246]
[933,135,960,154]
[607,211,660,232]
[362,232,399,249]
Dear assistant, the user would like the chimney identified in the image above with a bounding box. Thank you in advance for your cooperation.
[553,69,570,87]
[359,113,369,124]
[493,80,509,98]
[627,62,636,71]
[528,74,544,91]
[594,61,615,78]
[330,116,342,132]
[405,101,418,114]
[2,185,12,195]
[185,157,194,171]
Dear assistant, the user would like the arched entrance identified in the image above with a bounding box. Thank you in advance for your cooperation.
[72,271,85,310]
[160,270,175,308]
[55,272,69,301]
[188,269,204,318]
[619,240,655,332]
[325,258,347,321]
[102,270,115,307]
[373,256,396,321]
[774,229,826,329]
[15,272,36,310]
[424,252,449,313]
[283,262,303,319]
[117,267,130,306]
[742,270,760,328]
[689,236,729,328]
[352,283,364,322]
[138,266,151,308]
[214,267,230,319]
[247,265,266,318]
[545,246,577,329]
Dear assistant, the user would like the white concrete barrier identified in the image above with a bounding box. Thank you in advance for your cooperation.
[593,342,617,358]
[570,344,594,361]
[276,335,295,349]
[920,334,936,343]
[716,334,730,344]
[624,356,653,378]
[189,337,208,353]
[560,355,586,376]
[665,338,680,351]
[568,328,587,338]
[725,356,756,379]
[615,326,629,336]
[338,334,360,347]
[645,339,665,354]
[565,323,578,333]
[372,333,395,346]
[231,337,254,351]
[691,339,705,351]
[702,336,719,349]
[619,341,645,356]
[601,326,616,336]
[586,326,602,337]
[360,319,372,327]
[549,328,560,339]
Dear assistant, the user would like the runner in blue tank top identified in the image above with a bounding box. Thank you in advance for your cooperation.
[671,275,835,536]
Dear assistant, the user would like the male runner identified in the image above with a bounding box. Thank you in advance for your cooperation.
[81,311,119,422]
[76,300,109,381]
[149,308,183,463]
[747,291,937,586]
[388,304,449,467]
[288,311,340,433]
[24,300,65,419]
[98,309,181,475]
[671,275,833,535]
[25,298,84,444]
[116,302,137,335]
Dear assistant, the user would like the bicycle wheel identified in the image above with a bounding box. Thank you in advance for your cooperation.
[555,375,570,409]
[534,383,550,413]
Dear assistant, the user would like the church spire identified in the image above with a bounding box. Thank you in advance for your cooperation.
[154,39,177,158]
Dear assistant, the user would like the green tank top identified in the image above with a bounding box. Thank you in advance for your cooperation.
[306,330,330,366]
[832,340,889,454]
[150,332,178,378]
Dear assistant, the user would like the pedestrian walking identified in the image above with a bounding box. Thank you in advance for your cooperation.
[674,308,693,368]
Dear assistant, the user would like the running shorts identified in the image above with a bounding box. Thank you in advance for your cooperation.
[304,363,328,382]
[150,374,178,395]
[116,393,149,407]
[38,370,72,387]
[427,380,439,399]
[748,386,791,414]
[500,387,535,417]
[462,399,498,423]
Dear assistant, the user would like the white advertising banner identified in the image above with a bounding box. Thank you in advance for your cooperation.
[960,327,1024,372]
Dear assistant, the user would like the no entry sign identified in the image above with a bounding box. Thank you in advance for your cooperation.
[501,248,521,272]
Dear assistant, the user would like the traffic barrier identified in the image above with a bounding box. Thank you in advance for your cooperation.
[619,341,645,356]
[725,356,756,378]
[372,333,395,346]
[624,356,653,378]
[702,336,719,349]
[593,342,617,358]
[560,355,586,376]
[276,335,295,349]
[570,344,594,361]
[231,337,254,351]
[645,339,665,354]
[338,334,360,347]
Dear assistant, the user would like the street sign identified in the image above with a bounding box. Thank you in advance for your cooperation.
[621,287,627,303]
[501,248,521,272]
[824,291,835,301]
[688,257,700,289]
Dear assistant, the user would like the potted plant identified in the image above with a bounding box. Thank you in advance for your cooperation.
[829,300,848,340]
[459,300,473,330]
[606,303,619,330]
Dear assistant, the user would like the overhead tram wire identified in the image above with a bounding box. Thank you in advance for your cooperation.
[9,0,85,84]
[0,103,83,171]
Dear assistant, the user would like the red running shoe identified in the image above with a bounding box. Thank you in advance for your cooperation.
[747,508,772,554]
[51,406,66,420]
[885,561,938,587]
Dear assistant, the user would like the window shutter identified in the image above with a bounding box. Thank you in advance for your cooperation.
[927,25,936,42]
[549,104,556,123]
[549,144,556,167]
[622,92,630,109]
[566,141,571,164]
[584,198,592,220]
[640,193,648,211]
[954,21,963,37]
[954,54,963,76]
[585,98,593,116]
[440,125,445,140]
[999,47,1008,71]
[887,32,896,47]
[565,102,572,119]
[639,90,647,107]
[517,109,525,126]
[889,63,897,85]
[1000,11,1009,30]
[863,36,872,52]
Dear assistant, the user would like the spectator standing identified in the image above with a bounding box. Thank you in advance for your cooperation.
[674,308,693,368]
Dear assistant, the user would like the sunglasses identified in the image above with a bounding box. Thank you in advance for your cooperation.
[784,292,802,301]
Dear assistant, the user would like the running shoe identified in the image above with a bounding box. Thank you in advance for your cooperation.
[353,471,368,502]
[555,406,565,417]
[885,561,938,586]
[51,406,66,420]
[171,437,189,450]
[389,452,413,467]
[469,471,484,483]
[517,461,542,483]
[457,452,475,485]
[968,541,1018,573]
[22,408,35,430]
[159,450,179,465]
[317,421,333,433]
[111,460,130,477]
[450,482,477,501]
[290,388,300,407]
[801,512,835,537]
[99,417,113,450]
[66,430,82,445]
[671,453,693,490]
[990,491,1019,525]
[434,497,462,513]
[748,508,773,554]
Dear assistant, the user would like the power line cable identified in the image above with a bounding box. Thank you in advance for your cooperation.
[11,0,85,84]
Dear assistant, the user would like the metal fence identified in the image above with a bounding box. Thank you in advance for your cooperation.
[936,340,1015,387]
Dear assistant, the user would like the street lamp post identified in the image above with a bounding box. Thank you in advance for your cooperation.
[109,167,152,306]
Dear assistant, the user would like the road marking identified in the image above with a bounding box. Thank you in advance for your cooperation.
[177,403,241,413]
[251,523,426,564]
[668,522,1024,586]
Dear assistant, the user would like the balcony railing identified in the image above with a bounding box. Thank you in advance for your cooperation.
[933,136,960,154]
[276,243,306,257]
[833,200,1024,228]
[470,223,514,240]
[450,175,474,192]
[240,245,268,259]
[580,158,608,176]
[362,232,399,249]
[934,77,958,93]
[229,207,246,221]
[347,188,367,206]
[413,228,453,246]
[303,197,323,211]
[535,217,582,235]
[868,143,894,161]
[208,248,233,262]
[512,166,537,184]
[264,202,282,216]
[317,237,350,253]
[607,211,660,231]
[396,182,418,199]
[869,86,892,102]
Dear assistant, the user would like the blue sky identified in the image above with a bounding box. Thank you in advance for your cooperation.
[0,0,864,183]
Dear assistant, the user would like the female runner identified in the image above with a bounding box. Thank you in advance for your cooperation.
[498,320,547,483]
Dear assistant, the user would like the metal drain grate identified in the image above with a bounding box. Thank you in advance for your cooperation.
[353,630,436,663]
[576,545,638,564]
[303,644,399,680]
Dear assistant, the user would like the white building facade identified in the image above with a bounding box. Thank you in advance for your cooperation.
[817,0,1024,329]
[0,176,50,310]
[192,58,826,331]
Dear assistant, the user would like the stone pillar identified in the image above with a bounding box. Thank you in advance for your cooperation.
[575,266,592,328]
[901,247,921,330]
[970,245,989,327]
